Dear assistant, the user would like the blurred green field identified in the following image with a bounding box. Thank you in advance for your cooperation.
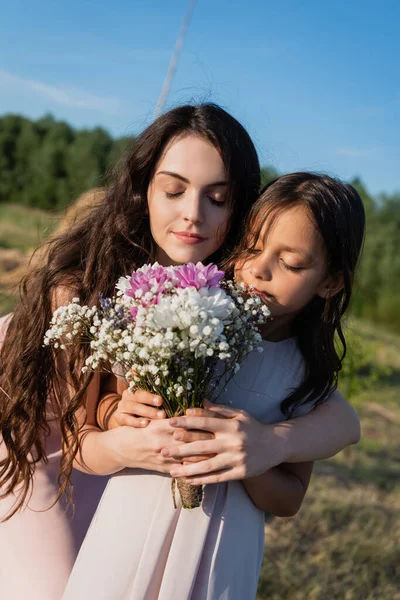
[0,203,399,599]
[0,203,58,251]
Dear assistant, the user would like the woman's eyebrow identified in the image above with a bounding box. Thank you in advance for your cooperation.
[157,170,189,183]
[157,170,228,186]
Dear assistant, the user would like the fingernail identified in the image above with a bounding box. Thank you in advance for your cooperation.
[153,396,161,405]
[157,410,165,418]
[174,433,183,440]
[161,448,170,457]
[186,408,194,415]
[140,419,149,426]
[169,419,178,426]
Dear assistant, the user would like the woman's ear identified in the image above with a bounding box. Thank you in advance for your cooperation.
[317,272,344,299]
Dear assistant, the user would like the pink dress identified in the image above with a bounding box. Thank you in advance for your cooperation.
[63,338,308,600]
[0,314,109,599]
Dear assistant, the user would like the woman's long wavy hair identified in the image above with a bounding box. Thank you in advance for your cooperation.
[0,103,260,518]
[225,172,365,417]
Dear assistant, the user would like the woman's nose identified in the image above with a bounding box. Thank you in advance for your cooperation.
[183,192,205,225]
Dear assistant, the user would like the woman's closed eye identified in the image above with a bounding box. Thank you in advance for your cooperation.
[165,191,184,199]
[165,190,226,206]
[208,195,226,206]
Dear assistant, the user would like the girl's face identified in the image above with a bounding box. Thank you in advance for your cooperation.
[235,205,331,333]
[147,134,230,266]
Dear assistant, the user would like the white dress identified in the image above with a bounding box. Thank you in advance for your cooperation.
[63,338,307,600]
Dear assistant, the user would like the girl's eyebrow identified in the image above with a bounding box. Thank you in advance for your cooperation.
[156,170,228,187]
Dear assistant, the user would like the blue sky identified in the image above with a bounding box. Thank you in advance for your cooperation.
[1,0,399,196]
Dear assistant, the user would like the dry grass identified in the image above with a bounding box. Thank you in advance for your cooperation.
[258,338,400,599]
[0,190,104,314]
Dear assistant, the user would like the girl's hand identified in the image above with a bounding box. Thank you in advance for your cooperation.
[103,390,220,432]
[161,402,285,484]
[107,388,166,429]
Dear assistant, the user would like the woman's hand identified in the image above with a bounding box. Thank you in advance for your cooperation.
[105,419,184,473]
[161,402,285,484]
[101,390,216,463]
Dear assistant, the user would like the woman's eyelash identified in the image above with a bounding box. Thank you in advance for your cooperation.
[165,191,183,199]
[165,191,225,206]
[208,196,226,206]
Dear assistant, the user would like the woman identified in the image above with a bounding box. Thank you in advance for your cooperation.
[0,104,359,599]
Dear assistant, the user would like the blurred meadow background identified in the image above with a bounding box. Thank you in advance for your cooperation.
[1,1,399,598]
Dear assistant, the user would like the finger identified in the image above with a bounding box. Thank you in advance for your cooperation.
[169,416,230,433]
[180,468,239,485]
[182,454,216,464]
[115,414,150,428]
[185,407,225,419]
[170,456,224,478]
[161,440,219,459]
[124,388,163,407]
[120,402,165,420]
[173,430,214,443]
[202,400,245,419]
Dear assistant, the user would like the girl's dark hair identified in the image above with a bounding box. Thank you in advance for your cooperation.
[0,103,260,518]
[227,172,365,417]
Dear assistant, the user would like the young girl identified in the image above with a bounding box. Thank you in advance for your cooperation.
[62,172,365,599]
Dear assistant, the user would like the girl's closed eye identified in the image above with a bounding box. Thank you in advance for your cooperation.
[280,259,305,273]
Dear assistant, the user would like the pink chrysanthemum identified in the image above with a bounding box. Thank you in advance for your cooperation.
[174,262,224,290]
[125,264,174,298]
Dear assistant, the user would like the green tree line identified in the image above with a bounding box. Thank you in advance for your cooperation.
[1,113,399,329]
[0,113,132,209]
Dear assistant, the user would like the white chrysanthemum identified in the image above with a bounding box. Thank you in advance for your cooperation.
[115,276,131,294]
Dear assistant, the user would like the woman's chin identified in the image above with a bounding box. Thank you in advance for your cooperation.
[161,248,214,266]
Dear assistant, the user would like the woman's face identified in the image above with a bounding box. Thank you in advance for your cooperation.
[147,134,230,266]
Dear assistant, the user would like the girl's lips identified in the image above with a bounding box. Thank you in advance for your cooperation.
[248,288,274,303]
[173,232,206,245]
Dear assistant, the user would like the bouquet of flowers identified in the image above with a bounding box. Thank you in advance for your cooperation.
[44,262,270,508]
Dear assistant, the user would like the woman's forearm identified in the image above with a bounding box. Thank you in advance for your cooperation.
[275,391,360,464]
[96,392,121,430]
[72,426,125,475]
[242,461,313,516]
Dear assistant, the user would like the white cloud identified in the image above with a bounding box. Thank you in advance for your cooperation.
[0,69,121,114]
[336,147,372,159]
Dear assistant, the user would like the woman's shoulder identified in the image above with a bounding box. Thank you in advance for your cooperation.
[0,313,12,343]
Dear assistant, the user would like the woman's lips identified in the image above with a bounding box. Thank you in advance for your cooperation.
[173,232,206,245]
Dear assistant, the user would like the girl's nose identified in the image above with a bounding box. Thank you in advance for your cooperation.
[249,255,272,281]
[183,192,205,225]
